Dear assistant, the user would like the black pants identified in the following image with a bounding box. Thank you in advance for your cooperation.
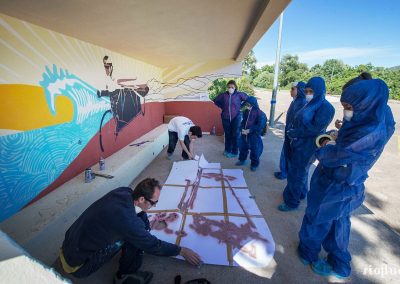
[167,131,191,159]
[71,242,143,278]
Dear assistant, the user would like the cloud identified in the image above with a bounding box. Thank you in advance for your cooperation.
[295,47,389,64]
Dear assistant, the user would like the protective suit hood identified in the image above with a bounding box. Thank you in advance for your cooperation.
[246,96,259,109]
[296,81,306,100]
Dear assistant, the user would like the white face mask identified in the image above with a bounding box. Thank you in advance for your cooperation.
[306,94,313,102]
[343,110,354,121]
[228,87,235,94]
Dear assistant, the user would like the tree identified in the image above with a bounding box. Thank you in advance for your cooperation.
[237,76,255,97]
[320,59,346,82]
[208,78,228,101]
[279,54,309,87]
[242,50,257,78]
[253,71,274,89]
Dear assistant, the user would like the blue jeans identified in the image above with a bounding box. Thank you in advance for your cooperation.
[222,115,242,155]
[71,242,143,278]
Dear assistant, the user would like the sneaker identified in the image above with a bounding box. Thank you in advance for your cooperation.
[223,151,230,157]
[274,172,287,180]
[167,153,173,160]
[226,153,238,158]
[311,259,347,279]
[277,203,298,212]
[114,271,154,284]
[235,160,247,166]
[250,166,258,172]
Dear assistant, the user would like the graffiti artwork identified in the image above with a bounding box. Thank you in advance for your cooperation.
[98,56,149,152]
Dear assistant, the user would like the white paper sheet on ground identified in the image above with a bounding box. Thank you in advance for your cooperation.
[150,155,275,268]
[230,217,275,268]
[164,160,199,185]
[156,186,186,210]
[222,169,248,187]
[147,212,183,244]
[226,188,262,216]
[179,215,230,266]
[199,154,221,169]
[187,188,224,213]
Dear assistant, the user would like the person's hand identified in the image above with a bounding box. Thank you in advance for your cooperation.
[188,153,194,160]
[241,129,249,135]
[335,119,343,129]
[180,247,201,266]
[320,139,330,147]
[330,130,338,140]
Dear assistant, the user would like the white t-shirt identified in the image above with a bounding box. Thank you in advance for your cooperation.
[168,116,194,141]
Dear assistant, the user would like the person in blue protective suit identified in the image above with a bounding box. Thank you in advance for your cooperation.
[279,77,335,211]
[213,80,249,158]
[274,81,307,180]
[298,79,395,279]
[235,96,267,171]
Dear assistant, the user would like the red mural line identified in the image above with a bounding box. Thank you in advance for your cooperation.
[189,214,268,258]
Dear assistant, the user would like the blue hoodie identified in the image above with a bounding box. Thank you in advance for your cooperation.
[285,81,307,131]
[214,90,249,121]
[315,79,395,186]
[241,96,267,135]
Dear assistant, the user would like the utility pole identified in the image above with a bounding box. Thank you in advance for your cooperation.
[269,12,284,127]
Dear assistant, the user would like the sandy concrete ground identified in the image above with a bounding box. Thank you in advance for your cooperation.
[57,129,400,283]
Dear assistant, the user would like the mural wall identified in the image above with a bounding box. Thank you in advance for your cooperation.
[0,13,241,222]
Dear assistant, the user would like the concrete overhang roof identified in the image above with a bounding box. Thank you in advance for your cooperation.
[0,0,290,68]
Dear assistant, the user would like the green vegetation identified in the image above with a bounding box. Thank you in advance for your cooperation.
[209,51,400,100]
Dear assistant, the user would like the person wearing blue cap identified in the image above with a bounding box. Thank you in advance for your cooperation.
[213,80,249,158]
[274,81,307,180]
[297,78,395,279]
[235,96,267,171]
[278,77,335,211]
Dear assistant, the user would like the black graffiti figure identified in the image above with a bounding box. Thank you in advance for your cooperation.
[97,56,149,152]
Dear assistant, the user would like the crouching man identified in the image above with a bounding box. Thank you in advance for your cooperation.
[60,178,200,284]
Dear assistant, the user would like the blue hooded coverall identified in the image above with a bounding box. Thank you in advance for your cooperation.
[283,77,335,208]
[238,96,267,168]
[277,82,307,178]
[214,90,249,155]
[298,79,395,277]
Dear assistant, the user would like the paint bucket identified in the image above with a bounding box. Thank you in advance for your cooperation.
[85,168,94,183]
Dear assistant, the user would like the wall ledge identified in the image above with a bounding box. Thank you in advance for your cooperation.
[0,125,168,265]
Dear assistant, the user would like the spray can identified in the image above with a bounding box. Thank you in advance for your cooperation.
[211,125,216,135]
[99,157,105,171]
[85,168,93,183]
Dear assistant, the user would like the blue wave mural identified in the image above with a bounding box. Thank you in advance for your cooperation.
[0,65,111,222]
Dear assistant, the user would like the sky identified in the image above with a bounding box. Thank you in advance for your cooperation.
[253,0,400,68]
